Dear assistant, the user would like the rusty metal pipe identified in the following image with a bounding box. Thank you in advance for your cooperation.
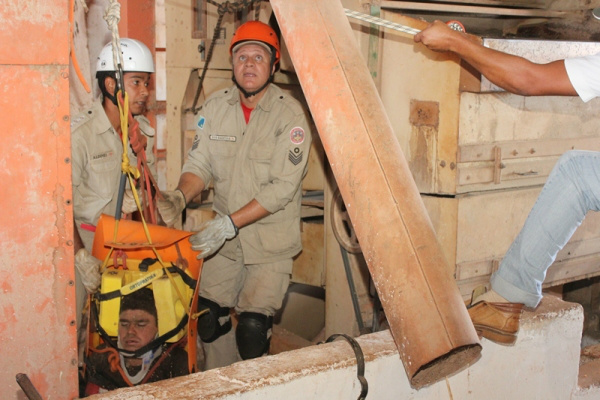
[15,374,43,400]
[270,0,481,388]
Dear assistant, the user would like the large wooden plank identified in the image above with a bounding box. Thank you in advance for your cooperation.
[459,137,600,163]
[271,0,480,388]
[381,0,566,17]
[458,93,600,146]
[454,92,600,192]
[378,10,465,194]
[422,188,600,298]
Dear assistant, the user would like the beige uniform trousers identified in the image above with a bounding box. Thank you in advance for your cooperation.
[199,246,292,370]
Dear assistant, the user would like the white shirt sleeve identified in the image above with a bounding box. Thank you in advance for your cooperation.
[564,52,600,103]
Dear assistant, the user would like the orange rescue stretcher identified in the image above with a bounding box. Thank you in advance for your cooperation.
[85,214,203,375]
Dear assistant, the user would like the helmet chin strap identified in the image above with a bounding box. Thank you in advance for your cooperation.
[101,88,142,117]
[104,90,119,107]
[98,75,120,107]
[232,74,274,99]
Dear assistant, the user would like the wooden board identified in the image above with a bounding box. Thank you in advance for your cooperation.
[422,188,600,299]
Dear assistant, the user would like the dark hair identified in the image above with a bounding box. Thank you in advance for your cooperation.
[120,287,157,320]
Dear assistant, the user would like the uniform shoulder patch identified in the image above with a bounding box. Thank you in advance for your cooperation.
[70,110,92,129]
[289,127,305,145]
[197,116,206,129]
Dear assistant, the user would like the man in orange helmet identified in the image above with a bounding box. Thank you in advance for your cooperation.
[157,21,312,369]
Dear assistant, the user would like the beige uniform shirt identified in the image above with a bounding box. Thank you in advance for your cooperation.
[183,84,312,264]
[71,100,155,249]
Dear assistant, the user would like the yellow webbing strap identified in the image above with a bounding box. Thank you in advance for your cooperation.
[117,90,140,180]
[101,90,190,317]
[120,269,165,296]
[98,0,192,340]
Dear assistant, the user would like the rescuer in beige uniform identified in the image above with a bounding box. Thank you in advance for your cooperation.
[157,21,312,369]
[71,38,156,339]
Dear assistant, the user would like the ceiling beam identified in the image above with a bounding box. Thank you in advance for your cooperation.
[381,0,546,9]
[381,1,568,18]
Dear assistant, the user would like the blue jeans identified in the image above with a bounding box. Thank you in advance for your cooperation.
[491,150,600,307]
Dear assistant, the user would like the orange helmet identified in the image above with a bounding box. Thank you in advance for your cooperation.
[229,21,280,64]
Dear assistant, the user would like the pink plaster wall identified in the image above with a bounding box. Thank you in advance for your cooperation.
[0,1,78,398]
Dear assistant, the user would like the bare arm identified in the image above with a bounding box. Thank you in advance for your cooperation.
[176,172,206,206]
[414,21,577,97]
[229,199,271,229]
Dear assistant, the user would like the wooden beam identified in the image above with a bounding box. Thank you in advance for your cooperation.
[381,1,568,17]
[383,0,546,9]
[270,0,481,389]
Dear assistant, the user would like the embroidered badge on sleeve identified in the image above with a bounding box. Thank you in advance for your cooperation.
[290,127,305,145]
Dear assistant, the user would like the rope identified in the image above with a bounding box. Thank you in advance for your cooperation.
[339,245,369,335]
[117,93,140,180]
[119,92,160,223]
[344,8,465,36]
[104,0,125,91]
[102,90,189,320]
[344,8,421,36]
[103,1,160,225]
[90,3,204,376]
[101,0,190,318]
[321,334,368,400]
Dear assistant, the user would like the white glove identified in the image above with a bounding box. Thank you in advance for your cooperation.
[75,248,102,294]
[121,189,139,214]
[190,215,238,259]
[157,189,186,227]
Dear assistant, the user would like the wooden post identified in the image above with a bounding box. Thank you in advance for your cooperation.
[270,0,481,388]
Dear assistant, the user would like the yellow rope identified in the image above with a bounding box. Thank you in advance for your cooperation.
[113,91,190,315]
[102,0,191,318]
[118,91,140,180]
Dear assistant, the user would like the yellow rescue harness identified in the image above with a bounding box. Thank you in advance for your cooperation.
[87,215,202,374]
[84,0,201,384]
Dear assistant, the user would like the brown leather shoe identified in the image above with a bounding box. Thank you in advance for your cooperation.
[467,301,524,345]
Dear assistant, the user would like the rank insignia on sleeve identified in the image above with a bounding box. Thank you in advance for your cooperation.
[191,134,200,151]
[289,127,305,145]
[197,116,206,129]
[288,147,303,165]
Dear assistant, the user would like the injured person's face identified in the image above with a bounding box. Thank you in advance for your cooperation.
[118,309,158,352]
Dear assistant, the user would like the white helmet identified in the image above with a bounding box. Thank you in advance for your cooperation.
[96,38,154,75]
